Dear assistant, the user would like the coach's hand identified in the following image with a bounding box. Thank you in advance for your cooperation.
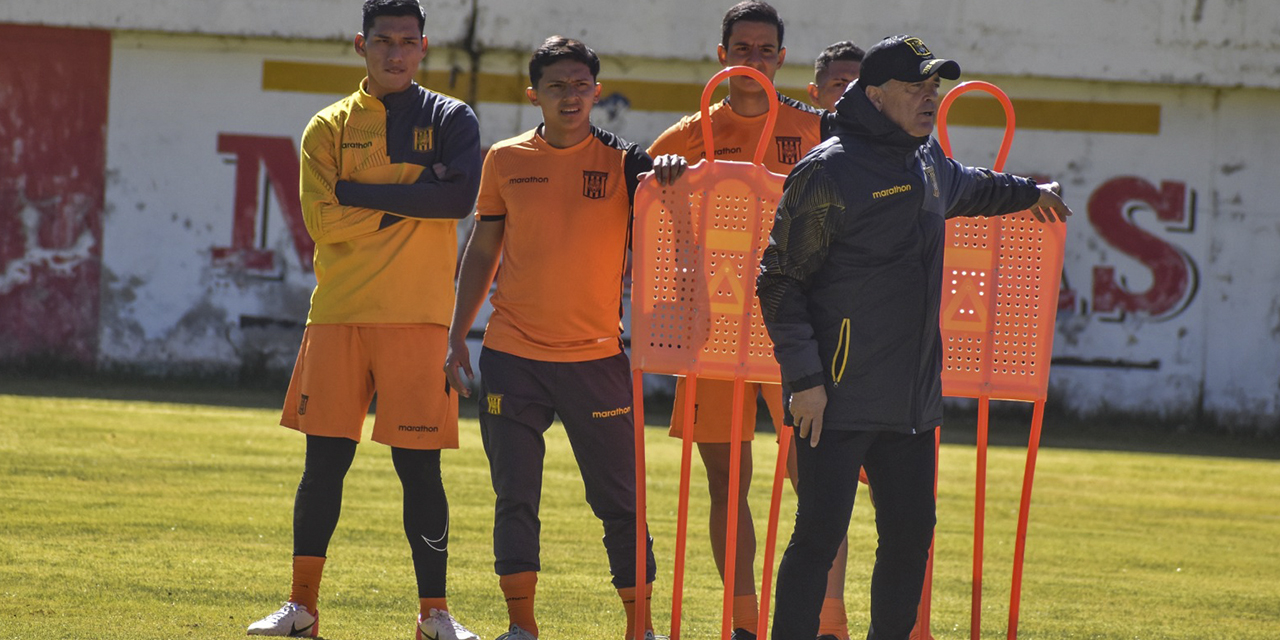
[651,154,689,186]
[789,385,828,447]
[444,338,474,398]
[1030,182,1072,223]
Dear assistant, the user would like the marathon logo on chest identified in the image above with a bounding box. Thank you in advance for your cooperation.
[872,184,913,199]
[583,170,609,199]
[413,126,434,152]
[776,136,802,165]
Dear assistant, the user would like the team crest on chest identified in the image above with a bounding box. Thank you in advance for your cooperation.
[413,126,434,152]
[776,136,802,165]
[582,170,609,199]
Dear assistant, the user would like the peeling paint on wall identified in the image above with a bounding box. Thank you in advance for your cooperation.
[0,25,111,364]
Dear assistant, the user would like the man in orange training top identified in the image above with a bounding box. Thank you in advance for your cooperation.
[445,36,686,640]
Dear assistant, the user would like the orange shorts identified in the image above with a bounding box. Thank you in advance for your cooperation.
[280,324,459,450]
[668,377,785,443]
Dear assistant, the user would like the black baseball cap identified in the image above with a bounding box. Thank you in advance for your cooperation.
[859,35,960,87]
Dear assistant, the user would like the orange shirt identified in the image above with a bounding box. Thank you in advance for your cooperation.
[648,94,824,176]
[477,126,652,362]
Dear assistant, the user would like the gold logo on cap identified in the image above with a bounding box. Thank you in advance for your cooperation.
[905,37,931,57]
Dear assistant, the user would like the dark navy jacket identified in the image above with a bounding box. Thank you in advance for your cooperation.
[757,81,1041,433]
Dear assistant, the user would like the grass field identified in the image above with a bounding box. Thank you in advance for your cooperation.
[1,376,1278,640]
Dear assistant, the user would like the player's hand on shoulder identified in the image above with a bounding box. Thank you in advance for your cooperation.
[651,154,689,186]
[1030,181,1072,223]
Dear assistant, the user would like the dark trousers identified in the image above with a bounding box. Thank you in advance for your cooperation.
[772,428,937,640]
[478,347,656,588]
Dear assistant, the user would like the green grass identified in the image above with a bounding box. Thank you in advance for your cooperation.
[1,379,1278,640]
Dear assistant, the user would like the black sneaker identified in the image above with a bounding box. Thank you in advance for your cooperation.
[730,630,757,640]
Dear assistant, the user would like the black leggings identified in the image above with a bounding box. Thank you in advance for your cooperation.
[771,428,937,640]
[293,435,450,598]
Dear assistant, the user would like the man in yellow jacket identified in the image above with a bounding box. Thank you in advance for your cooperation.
[247,2,481,639]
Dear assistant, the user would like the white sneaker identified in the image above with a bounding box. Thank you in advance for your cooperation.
[417,608,480,640]
[495,623,537,640]
[247,602,318,637]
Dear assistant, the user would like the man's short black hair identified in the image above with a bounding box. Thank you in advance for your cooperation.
[814,40,865,82]
[721,1,784,49]
[528,36,601,87]
[362,0,425,35]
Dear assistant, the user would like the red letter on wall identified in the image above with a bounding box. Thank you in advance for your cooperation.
[1088,177,1197,319]
[0,25,111,365]
[214,134,314,273]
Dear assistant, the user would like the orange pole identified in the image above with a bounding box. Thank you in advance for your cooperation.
[1007,400,1046,640]
[972,396,990,640]
[937,81,1016,173]
[632,370,649,640]
[721,377,747,640]
[699,67,780,167]
[756,421,793,638]
[670,375,699,640]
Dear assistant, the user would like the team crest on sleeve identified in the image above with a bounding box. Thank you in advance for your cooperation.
[776,137,803,165]
[413,126,434,152]
[582,170,609,199]
[486,393,503,415]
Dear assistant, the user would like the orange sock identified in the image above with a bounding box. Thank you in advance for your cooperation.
[288,556,326,613]
[818,597,849,639]
[618,583,654,640]
[499,571,538,637]
[732,594,759,634]
[420,597,448,617]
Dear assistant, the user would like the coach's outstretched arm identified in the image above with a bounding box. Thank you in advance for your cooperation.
[933,149,1073,223]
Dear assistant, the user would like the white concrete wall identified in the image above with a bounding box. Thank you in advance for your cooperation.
[4,1,1279,428]
[5,0,1280,88]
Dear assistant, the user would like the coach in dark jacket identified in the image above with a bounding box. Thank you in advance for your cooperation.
[760,35,1071,640]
